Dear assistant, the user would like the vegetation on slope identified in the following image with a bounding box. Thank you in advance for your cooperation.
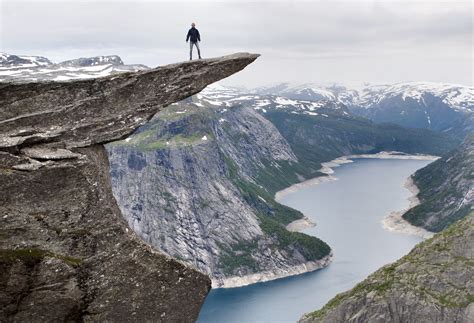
[403,134,473,232]
[301,213,474,322]
[258,111,459,194]
[220,153,331,275]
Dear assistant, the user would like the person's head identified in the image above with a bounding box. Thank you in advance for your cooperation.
[191,22,196,28]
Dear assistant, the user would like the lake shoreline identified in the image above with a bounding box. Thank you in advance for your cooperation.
[214,152,437,289]
[276,151,439,202]
[211,253,333,289]
[382,176,434,238]
[200,156,436,322]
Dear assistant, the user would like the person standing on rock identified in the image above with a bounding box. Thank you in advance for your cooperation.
[186,22,202,60]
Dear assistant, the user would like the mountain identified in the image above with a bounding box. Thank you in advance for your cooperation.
[106,83,457,287]
[0,52,52,68]
[0,52,148,81]
[252,82,474,138]
[299,213,474,323]
[346,83,473,137]
[402,134,474,232]
[0,53,258,321]
[57,55,124,67]
[2,53,471,135]
[1,52,466,299]
[107,102,332,288]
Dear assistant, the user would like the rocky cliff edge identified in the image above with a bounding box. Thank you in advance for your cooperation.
[0,53,258,321]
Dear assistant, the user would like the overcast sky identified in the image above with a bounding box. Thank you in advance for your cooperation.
[1,0,472,87]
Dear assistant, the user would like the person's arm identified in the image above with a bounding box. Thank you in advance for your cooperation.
[197,30,201,42]
[186,30,190,42]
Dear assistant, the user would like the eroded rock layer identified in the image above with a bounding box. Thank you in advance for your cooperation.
[0,53,258,321]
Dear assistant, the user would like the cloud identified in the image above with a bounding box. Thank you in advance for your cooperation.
[1,0,472,86]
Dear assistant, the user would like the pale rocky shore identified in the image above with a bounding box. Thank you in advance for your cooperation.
[346,151,440,161]
[382,177,434,238]
[349,152,438,238]
[286,216,316,232]
[212,253,333,288]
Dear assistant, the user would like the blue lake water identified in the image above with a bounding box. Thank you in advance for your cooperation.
[198,158,432,323]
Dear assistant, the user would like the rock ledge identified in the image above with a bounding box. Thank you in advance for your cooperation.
[0,53,258,321]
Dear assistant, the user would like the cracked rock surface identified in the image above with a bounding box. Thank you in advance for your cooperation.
[0,53,258,321]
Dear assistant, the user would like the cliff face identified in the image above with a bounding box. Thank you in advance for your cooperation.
[107,102,332,287]
[403,134,474,232]
[0,53,258,321]
[300,213,474,323]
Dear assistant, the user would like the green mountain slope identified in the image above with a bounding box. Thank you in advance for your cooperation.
[260,110,458,193]
[403,134,474,232]
[300,213,474,323]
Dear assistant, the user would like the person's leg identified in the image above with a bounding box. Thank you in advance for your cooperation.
[195,42,202,59]
[189,42,193,60]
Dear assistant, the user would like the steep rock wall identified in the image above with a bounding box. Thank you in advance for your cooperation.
[0,53,258,321]
[107,103,331,287]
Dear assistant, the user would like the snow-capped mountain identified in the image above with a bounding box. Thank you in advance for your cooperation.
[1,53,471,135]
[58,55,124,67]
[253,83,337,102]
[349,82,473,112]
[0,52,149,81]
[252,82,473,113]
[249,82,473,136]
[194,83,350,118]
[0,53,52,69]
[343,82,473,135]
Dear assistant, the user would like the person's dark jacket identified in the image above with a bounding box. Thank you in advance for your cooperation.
[186,27,201,43]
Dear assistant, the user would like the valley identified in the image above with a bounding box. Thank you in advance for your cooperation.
[107,85,456,286]
[198,158,433,322]
[1,52,472,322]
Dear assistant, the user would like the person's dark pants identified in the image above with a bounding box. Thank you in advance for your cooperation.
[190,41,201,60]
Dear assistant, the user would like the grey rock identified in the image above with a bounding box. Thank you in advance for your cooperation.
[21,147,83,160]
[0,53,259,149]
[107,103,324,286]
[0,53,258,321]
[299,214,474,323]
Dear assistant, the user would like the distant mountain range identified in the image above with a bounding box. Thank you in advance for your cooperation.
[251,82,473,137]
[2,51,472,136]
[0,52,148,81]
[255,82,473,113]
